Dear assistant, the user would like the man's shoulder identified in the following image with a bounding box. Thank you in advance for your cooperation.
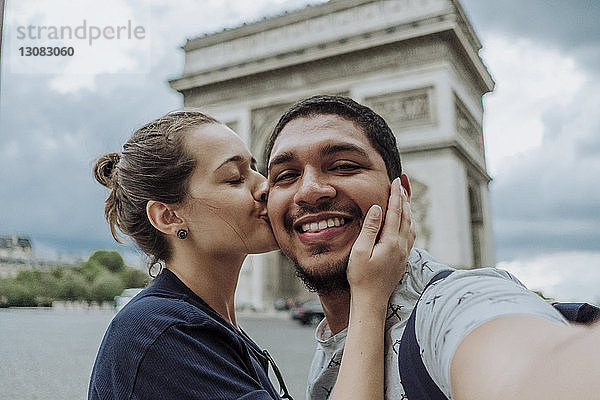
[407,248,450,273]
[396,248,453,295]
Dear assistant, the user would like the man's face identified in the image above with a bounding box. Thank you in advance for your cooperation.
[267,114,390,294]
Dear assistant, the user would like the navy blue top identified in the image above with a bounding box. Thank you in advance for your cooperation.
[88,268,280,400]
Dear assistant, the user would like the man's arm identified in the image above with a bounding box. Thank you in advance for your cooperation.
[450,315,600,400]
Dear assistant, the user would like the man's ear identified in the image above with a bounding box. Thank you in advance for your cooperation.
[400,174,411,198]
[146,200,185,236]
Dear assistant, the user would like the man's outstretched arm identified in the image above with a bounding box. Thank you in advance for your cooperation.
[450,315,600,400]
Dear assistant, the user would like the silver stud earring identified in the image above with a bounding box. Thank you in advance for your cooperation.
[177,229,188,239]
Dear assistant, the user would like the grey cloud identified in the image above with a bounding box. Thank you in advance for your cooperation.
[0,56,182,257]
[0,0,326,259]
[462,0,599,47]
[490,83,600,261]
[462,0,600,72]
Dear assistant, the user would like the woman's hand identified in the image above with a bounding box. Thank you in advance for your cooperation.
[346,177,415,308]
[330,177,415,400]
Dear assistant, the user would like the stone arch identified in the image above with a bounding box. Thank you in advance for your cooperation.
[250,102,294,174]
[409,177,431,251]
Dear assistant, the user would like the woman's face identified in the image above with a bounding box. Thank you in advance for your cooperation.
[178,123,277,255]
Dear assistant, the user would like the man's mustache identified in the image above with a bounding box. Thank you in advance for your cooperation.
[283,201,364,233]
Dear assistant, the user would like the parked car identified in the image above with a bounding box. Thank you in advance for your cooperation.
[273,297,298,311]
[290,300,324,325]
[114,288,143,311]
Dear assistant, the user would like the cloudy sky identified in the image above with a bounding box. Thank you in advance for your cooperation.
[1,0,598,301]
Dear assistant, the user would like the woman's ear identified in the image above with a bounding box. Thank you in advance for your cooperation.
[146,200,184,236]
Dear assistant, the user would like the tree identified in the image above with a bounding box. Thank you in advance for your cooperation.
[89,272,125,303]
[58,271,89,301]
[0,280,36,307]
[14,269,57,306]
[533,290,554,301]
[77,259,106,282]
[119,267,149,288]
[89,250,125,273]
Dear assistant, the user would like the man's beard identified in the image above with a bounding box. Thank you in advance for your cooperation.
[281,199,364,295]
[290,250,351,295]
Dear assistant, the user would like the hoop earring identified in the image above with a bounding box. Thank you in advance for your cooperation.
[177,229,188,240]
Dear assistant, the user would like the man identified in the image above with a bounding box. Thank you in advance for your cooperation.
[265,95,600,400]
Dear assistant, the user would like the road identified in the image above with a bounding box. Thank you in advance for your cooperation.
[240,313,317,400]
[0,308,318,400]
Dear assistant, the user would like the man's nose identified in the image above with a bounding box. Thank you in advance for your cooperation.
[293,169,336,206]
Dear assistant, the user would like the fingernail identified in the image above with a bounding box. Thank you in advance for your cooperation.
[371,205,382,218]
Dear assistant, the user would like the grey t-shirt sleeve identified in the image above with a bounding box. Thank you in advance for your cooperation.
[415,267,567,398]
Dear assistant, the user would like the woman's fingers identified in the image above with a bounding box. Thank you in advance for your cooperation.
[399,186,412,236]
[379,177,403,242]
[347,176,414,295]
[350,204,383,261]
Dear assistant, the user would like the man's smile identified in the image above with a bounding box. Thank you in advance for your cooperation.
[292,212,359,246]
[294,213,351,232]
[300,216,345,232]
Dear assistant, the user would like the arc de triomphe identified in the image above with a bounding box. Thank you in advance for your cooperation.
[170,0,495,309]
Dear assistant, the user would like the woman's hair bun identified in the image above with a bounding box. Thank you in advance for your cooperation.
[94,152,121,188]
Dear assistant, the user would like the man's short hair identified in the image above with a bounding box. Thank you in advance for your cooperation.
[265,95,402,180]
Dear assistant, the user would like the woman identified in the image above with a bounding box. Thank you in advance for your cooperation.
[88,111,413,400]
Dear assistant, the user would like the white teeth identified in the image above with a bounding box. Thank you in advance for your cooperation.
[300,218,346,232]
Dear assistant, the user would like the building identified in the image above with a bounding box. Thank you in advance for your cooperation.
[0,235,34,278]
[169,0,495,309]
[0,235,33,260]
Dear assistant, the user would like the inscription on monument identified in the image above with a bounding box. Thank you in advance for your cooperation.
[183,41,449,105]
[455,95,483,153]
[365,87,434,131]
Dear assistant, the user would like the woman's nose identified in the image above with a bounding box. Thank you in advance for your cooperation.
[256,177,269,203]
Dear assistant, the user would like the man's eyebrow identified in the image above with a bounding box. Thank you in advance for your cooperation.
[268,152,296,172]
[321,143,369,158]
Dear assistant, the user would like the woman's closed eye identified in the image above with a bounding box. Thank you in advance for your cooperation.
[227,176,246,185]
